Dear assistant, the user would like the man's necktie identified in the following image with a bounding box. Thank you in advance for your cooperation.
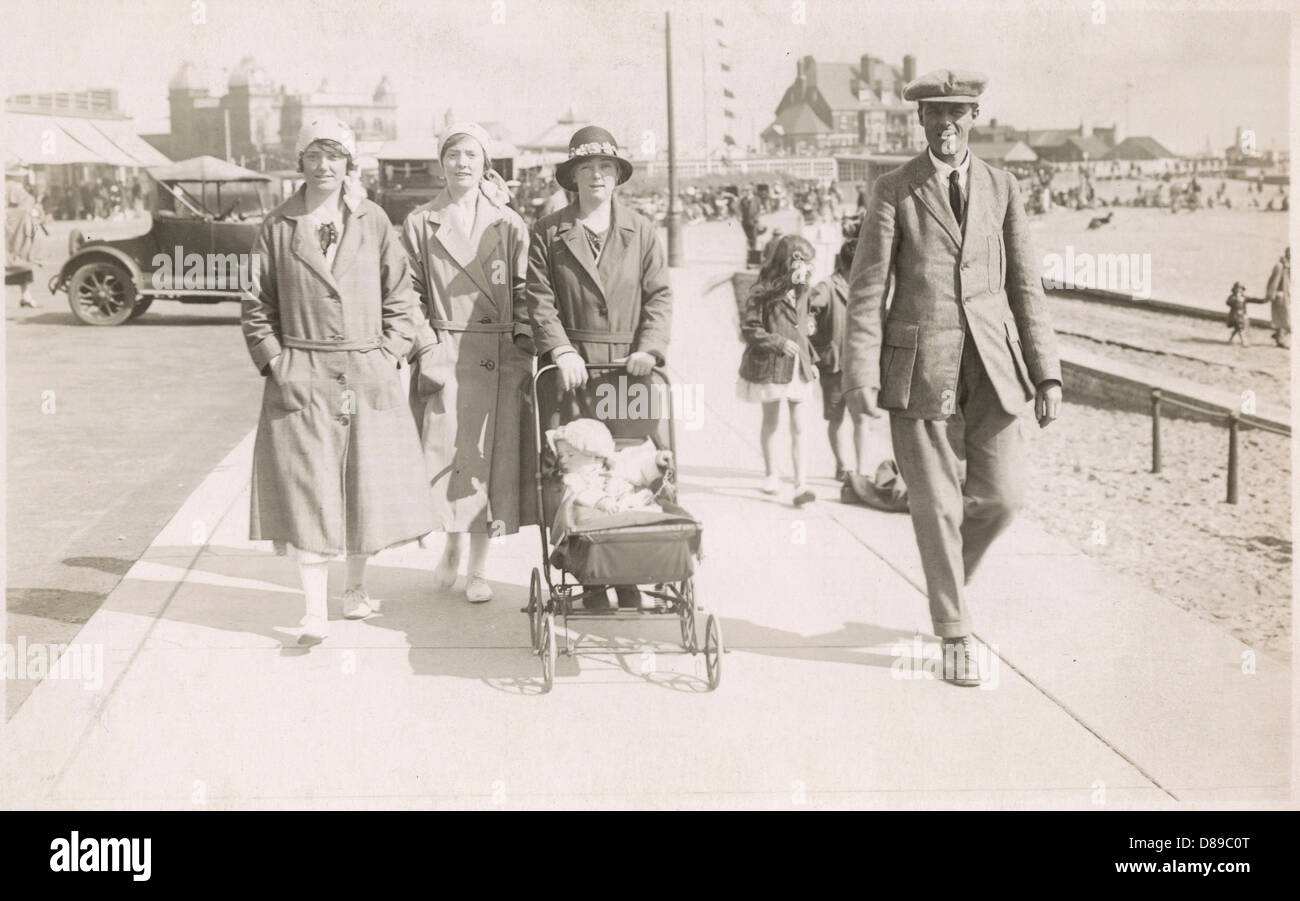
[948,170,963,224]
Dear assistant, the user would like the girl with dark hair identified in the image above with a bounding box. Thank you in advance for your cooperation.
[736,234,820,506]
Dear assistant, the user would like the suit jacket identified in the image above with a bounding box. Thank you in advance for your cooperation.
[842,150,1061,419]
[525,194,672,365]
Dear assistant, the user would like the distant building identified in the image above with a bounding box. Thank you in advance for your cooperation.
[762,53,925,156]
[970,140,1038,167]
[971,120,1120,162]
[1104,136,1176,161]
[518,107,596,172]
[146,59,397,169]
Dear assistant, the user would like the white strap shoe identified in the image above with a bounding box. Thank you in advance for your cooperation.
[341,587,373,620]
[465,574,493,604]
[297,615,328,645]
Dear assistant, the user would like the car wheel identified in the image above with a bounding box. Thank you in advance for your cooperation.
[68,261,137,326]
[126,297,154,320]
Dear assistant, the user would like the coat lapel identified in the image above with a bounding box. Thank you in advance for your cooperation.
[907,153,963,250]
[330,192,368,281]
[289,221,340,294]
[559,209,606,302]
[964,156,994,242]
[596,197,636,297]
[426,191,496,298]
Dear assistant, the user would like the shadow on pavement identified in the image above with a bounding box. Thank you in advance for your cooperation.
[6,587,107,623]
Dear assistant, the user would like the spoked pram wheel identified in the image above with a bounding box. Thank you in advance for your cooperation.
[527,567,544,651]
[703,614,722,691]
[539,613,557,693]
[677,578,698,653]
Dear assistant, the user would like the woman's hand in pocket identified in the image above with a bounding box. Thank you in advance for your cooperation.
[783,338,801,357]
[414,346,446,394]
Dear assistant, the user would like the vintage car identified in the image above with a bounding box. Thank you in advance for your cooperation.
[373,138,517,225]
[373,141,446,226]
[50,155,272,325]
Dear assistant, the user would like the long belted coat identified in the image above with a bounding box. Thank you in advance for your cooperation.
[401,189,538,534]
[242,186,434,555]
[525,194,672,366]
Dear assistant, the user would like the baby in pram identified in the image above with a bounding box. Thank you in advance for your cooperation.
[546,418,674,514]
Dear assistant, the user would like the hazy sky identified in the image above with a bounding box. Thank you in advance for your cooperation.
[3,0,1291,156]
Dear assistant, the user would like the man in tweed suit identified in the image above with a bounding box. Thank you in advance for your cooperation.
[843,69,1062,685]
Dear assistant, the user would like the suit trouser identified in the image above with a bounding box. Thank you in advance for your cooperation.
[889,332,1025,638]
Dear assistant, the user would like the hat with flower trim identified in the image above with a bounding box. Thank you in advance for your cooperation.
[555,125,633,192]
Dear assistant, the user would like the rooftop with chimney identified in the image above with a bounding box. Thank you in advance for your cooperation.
[762,52,925,155]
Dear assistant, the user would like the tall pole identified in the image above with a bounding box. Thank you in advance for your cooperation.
[665,10,683,267]
[223,107,232,162]
[699,12,710,174]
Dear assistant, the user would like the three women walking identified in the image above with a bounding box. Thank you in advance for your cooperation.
[243,119,670,637]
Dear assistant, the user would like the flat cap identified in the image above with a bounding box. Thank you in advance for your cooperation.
[903,68,988,104]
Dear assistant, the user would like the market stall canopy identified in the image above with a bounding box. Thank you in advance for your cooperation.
[3,112,172,167]
[147,155,271,182]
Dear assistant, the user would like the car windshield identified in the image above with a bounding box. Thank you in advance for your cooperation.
[156,180,268,219]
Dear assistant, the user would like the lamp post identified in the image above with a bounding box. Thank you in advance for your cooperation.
[665,10,683,267]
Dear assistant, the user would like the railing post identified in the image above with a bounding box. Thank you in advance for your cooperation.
[1226,413,1240,504]
[1150,389,1162,473]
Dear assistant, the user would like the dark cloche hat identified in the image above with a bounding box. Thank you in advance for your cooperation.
[555,125,634,192]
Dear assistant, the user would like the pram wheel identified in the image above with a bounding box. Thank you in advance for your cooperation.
[539,613,556,693]
[677,579,698,653]
[527,568,544,651]
[703,614,723,691]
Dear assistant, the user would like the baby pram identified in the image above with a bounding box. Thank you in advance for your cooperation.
[522,362,720,692]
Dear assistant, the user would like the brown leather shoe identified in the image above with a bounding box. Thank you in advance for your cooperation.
[941,636,985,687]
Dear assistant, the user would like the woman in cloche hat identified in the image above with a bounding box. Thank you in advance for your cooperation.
[400,122,536,604]
[524,125,673,609]
[242,117,434,644]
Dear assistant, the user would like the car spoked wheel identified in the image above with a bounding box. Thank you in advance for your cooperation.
[68,262,137,326]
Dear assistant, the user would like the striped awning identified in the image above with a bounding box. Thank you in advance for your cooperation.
[3,112,171,167]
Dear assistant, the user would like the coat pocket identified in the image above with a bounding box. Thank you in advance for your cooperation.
[1005,320,1035,398]
[268,349,308,413]
[879,319,919,409]
[413,344,449,397]
[358,349,403,410]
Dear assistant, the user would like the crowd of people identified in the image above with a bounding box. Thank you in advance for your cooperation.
[40,175,146,221]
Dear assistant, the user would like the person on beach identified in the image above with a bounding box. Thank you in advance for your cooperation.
[737,233,820,507]
[1225,281,1265,346]
[810,239,869,481]
[400,122,537,604]
[242,118,434,644]
[1265,246,1290,348]
[842,69,1062,685]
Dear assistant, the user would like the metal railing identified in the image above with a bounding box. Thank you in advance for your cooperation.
[1149,389,1290,504]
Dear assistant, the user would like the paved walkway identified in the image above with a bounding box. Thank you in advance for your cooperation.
[1,262,1290,809]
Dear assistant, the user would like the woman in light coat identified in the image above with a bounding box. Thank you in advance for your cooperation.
[402,123,536,603]
[243,118,433,643]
